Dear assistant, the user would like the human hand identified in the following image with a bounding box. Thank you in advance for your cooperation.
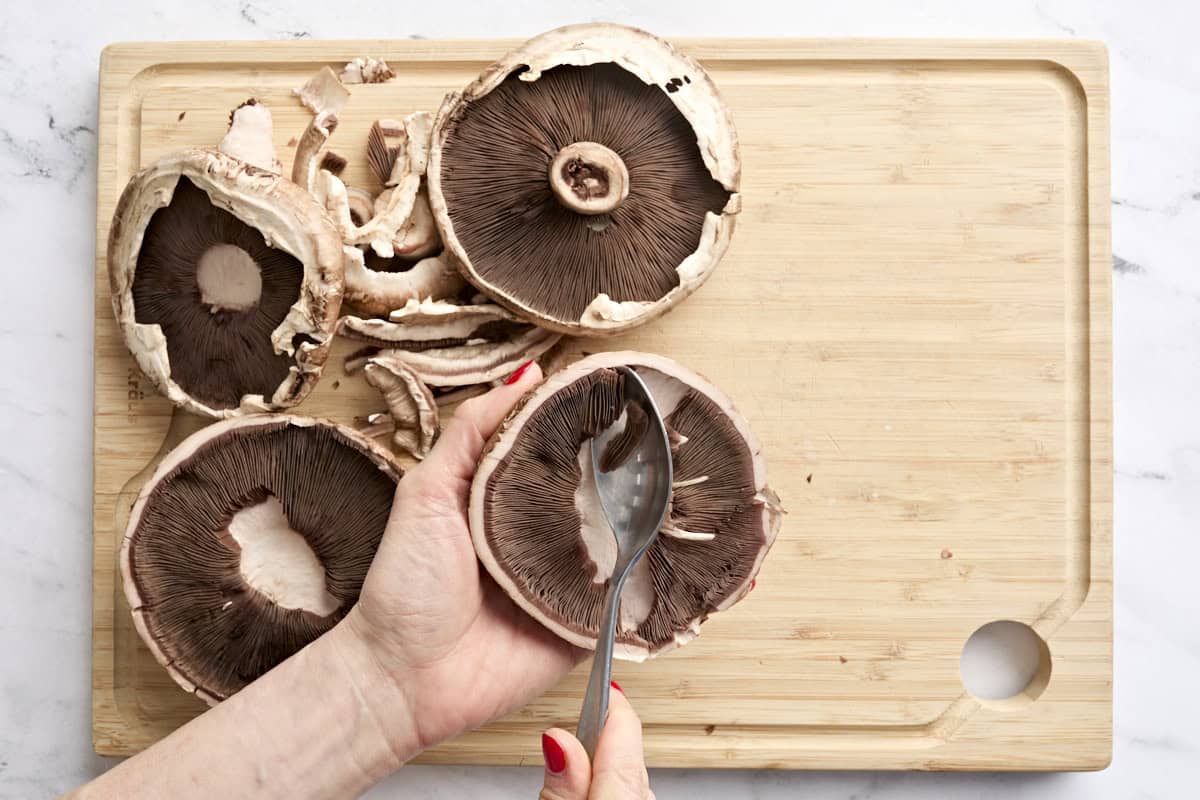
[341,361,583,756]
[539,683,654,799]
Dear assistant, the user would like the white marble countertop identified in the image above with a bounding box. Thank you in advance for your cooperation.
[1,0,1196,797]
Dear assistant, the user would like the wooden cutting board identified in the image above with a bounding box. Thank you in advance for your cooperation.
[92,38,1112,770]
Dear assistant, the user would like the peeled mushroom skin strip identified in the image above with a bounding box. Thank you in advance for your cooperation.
[293,66,351,117]
[389,186,442,259]
[339,301,522,345]
[218,100,281,173]
[387,297,517,325]
[291,112,339,195]
[360,327,560,387]
[341,252,467,319]
[362,358,438,459]
[320,112,433,256]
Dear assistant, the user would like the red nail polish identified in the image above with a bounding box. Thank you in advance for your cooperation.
[610,679,623,694]
[749,579,757,593]
[504,360,534,385]
[542,732,567,773]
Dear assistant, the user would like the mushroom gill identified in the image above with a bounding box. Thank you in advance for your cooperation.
[131,177,305,410]
[122,417,399,703]
[470,352,781,660]
[436,62,731,326]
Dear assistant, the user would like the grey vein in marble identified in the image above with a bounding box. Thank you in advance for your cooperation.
[1113,254,1146,274]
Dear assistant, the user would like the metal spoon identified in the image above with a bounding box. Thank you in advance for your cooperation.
[576,366,674,759]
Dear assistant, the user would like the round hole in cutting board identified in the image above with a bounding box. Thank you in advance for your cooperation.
[959,620,1051,706]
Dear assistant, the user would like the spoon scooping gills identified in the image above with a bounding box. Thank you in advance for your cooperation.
[575,366,674,758]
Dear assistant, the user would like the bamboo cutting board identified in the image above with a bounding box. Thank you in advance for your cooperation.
[92,38,1112,770]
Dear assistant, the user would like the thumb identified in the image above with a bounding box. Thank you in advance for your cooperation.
[590,684,652,799]
[415,360,542,489]
[538,728,590,800]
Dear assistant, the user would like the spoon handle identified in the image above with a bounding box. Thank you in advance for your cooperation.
[577,572,625,759]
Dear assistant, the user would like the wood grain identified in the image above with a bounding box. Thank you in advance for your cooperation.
[93,38,1112,770]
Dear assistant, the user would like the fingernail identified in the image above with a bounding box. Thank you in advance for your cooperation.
[504,360,534,385]
[541,732,567,774]
[749,578,757,593]
[610,679,623,694]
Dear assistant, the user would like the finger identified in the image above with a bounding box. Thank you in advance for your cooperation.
[538,728,590,800]
[418,360,543,489]
[590,684,651,800]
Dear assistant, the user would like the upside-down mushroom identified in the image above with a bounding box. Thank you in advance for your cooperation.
[428,23,741,336]
[108,100,346,417]
[121,415,401,703]
[470,351,782,661]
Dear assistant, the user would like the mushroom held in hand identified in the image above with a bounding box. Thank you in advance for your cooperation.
[469,352,781,660]
[429,23,741,336]
[120,416,400,704]
[109,101,346,417]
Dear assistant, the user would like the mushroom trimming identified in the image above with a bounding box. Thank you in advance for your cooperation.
[360,357,440,460]
[291,67,465,316]
[340,298,561,387]
[121,415,401,703]
[429,22,742,335]
[108,100,347,417]
[469,351,782,660]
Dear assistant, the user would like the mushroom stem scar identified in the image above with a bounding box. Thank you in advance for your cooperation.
[548,141,630,215]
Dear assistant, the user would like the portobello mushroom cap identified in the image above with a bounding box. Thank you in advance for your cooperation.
[108,102,345,417]
[429,23,741,336]
[469,351,781,661]
[120,415,400,703]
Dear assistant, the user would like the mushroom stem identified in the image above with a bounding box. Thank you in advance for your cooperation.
[548,141,629,215]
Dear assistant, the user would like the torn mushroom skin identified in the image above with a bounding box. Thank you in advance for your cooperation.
[339,298,561,386]
[345,187,376,228]
[108,101,347,418]
[469,351,782,661]
[376,185,442,260]
[219,100,281,173]
[365,121,443,261]
[300,109,461,313]
[428,22,742,336]
[120,415,401,704]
